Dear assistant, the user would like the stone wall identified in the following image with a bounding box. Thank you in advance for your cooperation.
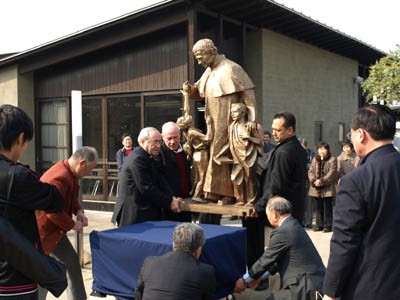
[0,65,36,168]
[247,29,359,155]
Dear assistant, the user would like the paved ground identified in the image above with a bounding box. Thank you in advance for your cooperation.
[46,210,332,300]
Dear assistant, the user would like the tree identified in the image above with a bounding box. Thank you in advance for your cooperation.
[362,45,400,105]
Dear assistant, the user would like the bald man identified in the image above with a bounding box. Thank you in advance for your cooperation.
[156,122,192,222]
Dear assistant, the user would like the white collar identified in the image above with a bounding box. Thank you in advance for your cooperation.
[174,144,183,153]
[278,215,290,227]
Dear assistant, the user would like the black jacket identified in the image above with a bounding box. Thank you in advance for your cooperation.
[255,136,307,222]
[116,147,134,172]
[0,155,64,293]
[155,144,192,222]
[323,145,400,299]
[111,146,174,226]
[135,251,216,300]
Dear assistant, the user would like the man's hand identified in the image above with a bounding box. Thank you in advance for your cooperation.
[248,277,261,288]
[76,210,88,227]
[323,295,336,300]
[250,209,259,218]
[170,197,183,213]
[73,220,83,233]
[234,278,247,293]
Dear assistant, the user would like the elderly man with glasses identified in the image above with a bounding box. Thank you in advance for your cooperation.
[112,127,183,227]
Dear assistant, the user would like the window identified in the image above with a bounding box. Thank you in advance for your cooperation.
[314,121,323,145]
[38,99,69,174]
[144,94,182,130]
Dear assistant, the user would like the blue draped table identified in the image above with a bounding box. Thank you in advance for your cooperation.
[90,221,246,300]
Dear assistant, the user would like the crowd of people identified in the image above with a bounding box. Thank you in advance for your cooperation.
[1,39,400,300]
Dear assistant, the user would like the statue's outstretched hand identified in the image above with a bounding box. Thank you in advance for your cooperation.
[182,81,192,94]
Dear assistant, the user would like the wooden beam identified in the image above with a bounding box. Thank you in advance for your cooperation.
[20,9,188,74]
[181,198,253,216]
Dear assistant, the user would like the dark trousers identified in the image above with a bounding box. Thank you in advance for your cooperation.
[2,291,38,300]
[313,196,333,229]
[242,215,266,268]
[198,213,222,224]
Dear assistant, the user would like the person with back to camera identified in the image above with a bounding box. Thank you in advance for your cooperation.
[308,141,337,233]
[323,104,400,300]
[135,222,216,300]
[0,104,65,299]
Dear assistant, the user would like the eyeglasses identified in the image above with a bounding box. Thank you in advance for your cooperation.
[147,139,162,146]
[346,131,352,141]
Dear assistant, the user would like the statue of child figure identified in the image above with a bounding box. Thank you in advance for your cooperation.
[228,103,263,206]
[176,114,211,203]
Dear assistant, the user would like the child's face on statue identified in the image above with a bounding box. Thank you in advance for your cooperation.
[231,106,244,121]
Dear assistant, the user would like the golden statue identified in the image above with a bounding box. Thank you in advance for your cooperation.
[176,112,210,203]
[228,103,263,205]
[183,39,257,204]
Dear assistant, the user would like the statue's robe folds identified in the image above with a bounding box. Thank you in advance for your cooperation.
[195,54,255,199]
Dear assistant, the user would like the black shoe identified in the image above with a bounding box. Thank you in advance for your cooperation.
[90,290,107,298]
[313,226,323,232]
[323,227,332,233]
[254,278,269,291]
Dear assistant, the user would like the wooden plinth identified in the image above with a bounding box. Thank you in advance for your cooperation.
[181,198,253,217]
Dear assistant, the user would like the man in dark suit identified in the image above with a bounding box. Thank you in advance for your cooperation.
[235,197,325,300]
[111,127,183,226]
[253,112,307,223]
[135,223,216,300]
[157,121,192,222]
[323,104,400,300]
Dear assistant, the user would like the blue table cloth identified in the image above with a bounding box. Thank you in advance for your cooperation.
[90,221,246,300]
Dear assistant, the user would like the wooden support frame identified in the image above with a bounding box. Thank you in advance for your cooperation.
[181,198,253,216]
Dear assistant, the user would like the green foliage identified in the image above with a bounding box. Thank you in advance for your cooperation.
[362,45,400,104]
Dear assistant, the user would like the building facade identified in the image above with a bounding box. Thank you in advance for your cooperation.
[0,0,384,210]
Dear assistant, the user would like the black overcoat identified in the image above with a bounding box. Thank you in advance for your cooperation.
[111,146,173,226]
[323,144,400,299]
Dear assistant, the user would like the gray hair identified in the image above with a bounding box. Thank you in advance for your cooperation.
[71,146,98,162]
[137,127,158,143]
[161,121,180,134]
[173,223,205,253]
[267,196,292,215]
[298,137,307,147]
[192,38,218,55]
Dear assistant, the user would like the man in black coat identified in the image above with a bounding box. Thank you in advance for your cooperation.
[254,112,307,223]
[156,121,192,222]
[135,223,216,300]
[111,127,183,226]
[235,197,325,299]
[323,104,400,300]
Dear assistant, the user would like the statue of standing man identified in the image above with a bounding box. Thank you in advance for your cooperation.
[183,39,257,203]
